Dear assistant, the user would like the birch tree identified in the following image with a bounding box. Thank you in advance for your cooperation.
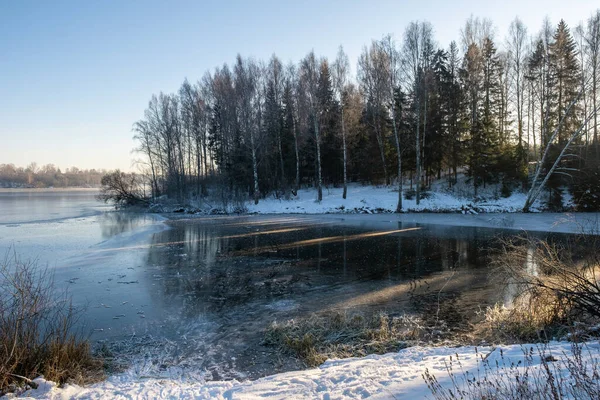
[300,51,324,201]
[585,10,600,149]
[523,80,600,211]
[381,34,403,211]
[234,55,262,204]
[284,63,301,194]
[507,18,528,160]
[332,45,350,199]
[358,42,391,185]
[402,21,434,204]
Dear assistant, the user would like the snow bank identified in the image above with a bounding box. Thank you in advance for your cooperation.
[10,341,599,399]
[246,185,536,215]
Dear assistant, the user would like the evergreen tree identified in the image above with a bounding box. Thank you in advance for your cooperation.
[549,20,582,145]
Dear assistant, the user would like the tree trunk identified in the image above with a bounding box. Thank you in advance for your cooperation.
[278,131,286,189]
[390,99,402,212]
[415,97,421,205]
[374,114,388,185]
[250,131,259,205]
[293,112,300,195]
[314,114,323,202]
[341,107,348,199]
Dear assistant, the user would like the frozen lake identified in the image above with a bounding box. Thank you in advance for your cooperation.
[0,190,582,381]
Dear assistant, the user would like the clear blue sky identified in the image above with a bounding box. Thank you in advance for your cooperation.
[0,0,596,171]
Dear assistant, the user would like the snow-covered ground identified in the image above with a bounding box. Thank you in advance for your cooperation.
[246,185,537,214]
[10,341,599,399]
[242,184,600,235]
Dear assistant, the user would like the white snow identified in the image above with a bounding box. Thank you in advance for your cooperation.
[8,341,599,399]
[246,184,538,215]
[241,184,600,235]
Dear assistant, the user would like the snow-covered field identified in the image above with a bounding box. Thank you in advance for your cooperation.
[246,185,536,214]
[10,341,599,399]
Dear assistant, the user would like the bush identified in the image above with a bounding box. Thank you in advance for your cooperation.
[0,251,103,394]
[473,233,600,344]
[98,170,148,206]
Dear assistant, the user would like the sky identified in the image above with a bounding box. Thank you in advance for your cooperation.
[0,0,597,172]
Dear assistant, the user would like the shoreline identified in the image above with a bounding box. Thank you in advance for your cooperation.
[0,187,100,192]
[15,340,600,399]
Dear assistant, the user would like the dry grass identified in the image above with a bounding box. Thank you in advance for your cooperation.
[470,232,600,344]
[423,341,600,399]
[423,228,600,398]
[264,311,452,367]
[0,251,104,395]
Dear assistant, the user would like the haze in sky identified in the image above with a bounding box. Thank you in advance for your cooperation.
[0,0,596,171]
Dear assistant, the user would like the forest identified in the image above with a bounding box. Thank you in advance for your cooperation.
[131,12,600,212]
[0,163,105,188]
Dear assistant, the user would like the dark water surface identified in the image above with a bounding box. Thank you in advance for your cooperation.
[0,192,569,380]
[79,215,529,380]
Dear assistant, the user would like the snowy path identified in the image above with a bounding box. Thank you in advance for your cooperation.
[12,341,599,399]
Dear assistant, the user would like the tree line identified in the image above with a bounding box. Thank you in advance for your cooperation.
[0,163,106,188]
[132,11,600,211]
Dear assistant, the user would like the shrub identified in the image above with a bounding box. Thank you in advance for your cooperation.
[473,232,600,344]
[0,251,103,394]
[98,170,148,206]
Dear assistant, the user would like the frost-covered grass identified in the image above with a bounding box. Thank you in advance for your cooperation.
[264,312,441,367]
[424,341,600,400]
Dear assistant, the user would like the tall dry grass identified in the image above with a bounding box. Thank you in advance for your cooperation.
[0,251,104,394]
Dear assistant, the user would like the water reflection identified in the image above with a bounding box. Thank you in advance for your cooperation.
[86,215,576,380]
[139,217,503,314]
[97,211,161,240]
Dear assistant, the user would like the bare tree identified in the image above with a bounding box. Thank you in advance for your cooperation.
[507,17,528,155]
[234,55,263,204]
[460,15,495,52]
[358,41,390,185]
[284,63,301,195]
[267,55,286,188]
[299,51,323,202]
[332,45,350,199]
[585,10,600,149]
[381,34,403,211]
[402,21,434,204]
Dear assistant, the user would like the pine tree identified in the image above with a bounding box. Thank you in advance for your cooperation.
[318,60,342,185]
[549,20,582,145]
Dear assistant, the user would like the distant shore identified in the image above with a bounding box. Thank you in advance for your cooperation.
[0,187,100,192]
